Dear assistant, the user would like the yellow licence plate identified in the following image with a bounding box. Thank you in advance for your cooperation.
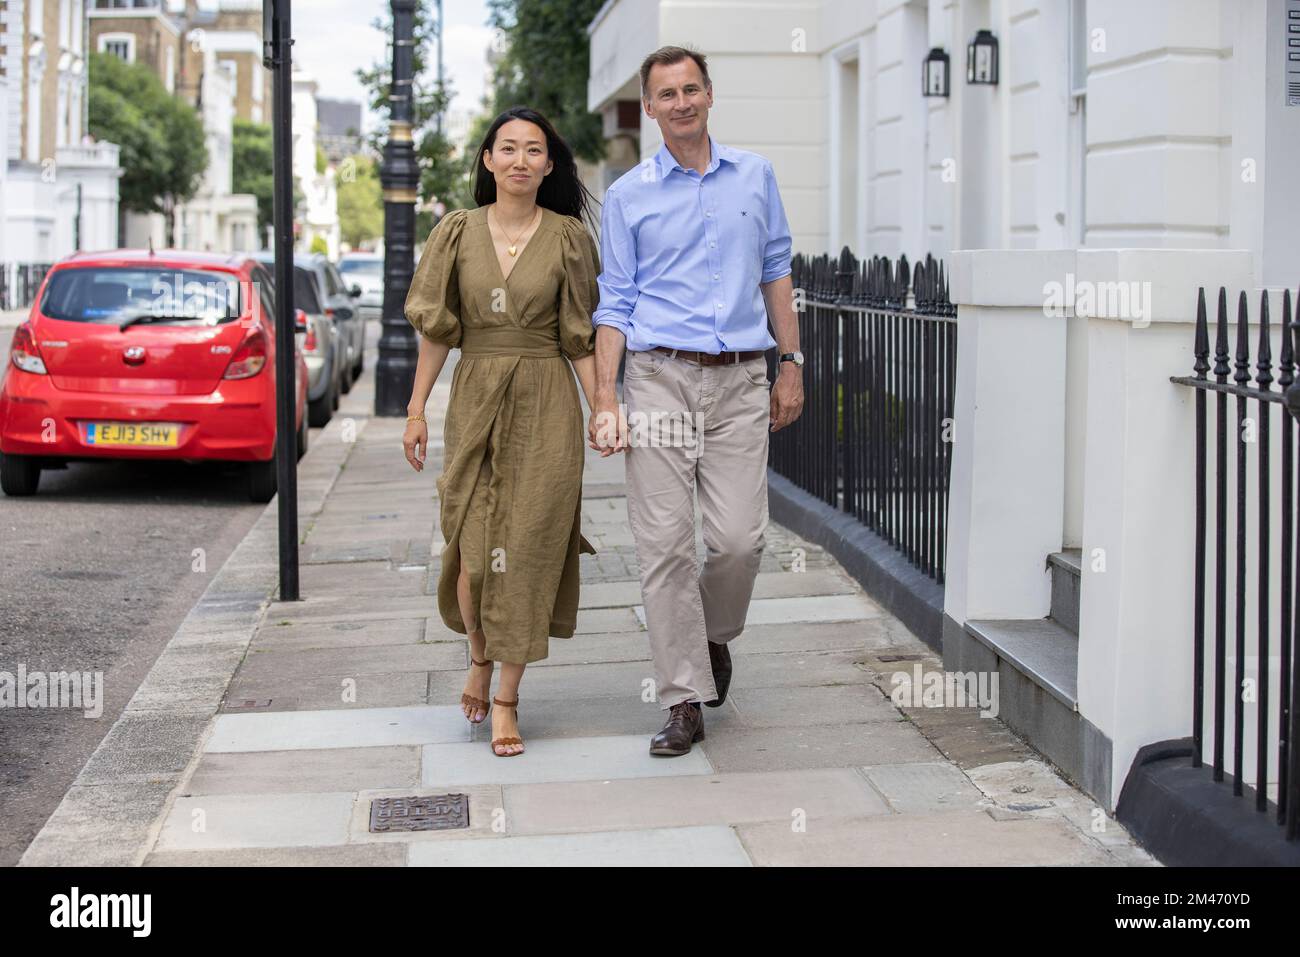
[86,422,181,447]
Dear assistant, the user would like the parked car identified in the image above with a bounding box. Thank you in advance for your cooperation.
[0,249,308,502]
[338,253,383,324]
[298,253,365,389]
[251,254,342,427]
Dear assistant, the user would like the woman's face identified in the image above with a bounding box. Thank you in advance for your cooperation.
[483,119,553,199]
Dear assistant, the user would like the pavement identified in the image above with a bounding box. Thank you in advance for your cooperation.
[18,345,1160,867]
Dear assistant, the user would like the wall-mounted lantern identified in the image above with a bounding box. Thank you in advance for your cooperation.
[967,29,999,85]
[923,47,950,97]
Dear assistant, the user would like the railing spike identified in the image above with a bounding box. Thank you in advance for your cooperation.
[1281,290,1296,391]
[1193,287,1210,378]
[1258,291,1274,391]
[1234,290,1252,387]
[1214,287,1231,381]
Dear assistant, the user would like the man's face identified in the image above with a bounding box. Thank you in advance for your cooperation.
[644,58,712,142]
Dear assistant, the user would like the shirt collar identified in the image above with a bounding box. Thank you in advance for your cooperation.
[654,134,736,178]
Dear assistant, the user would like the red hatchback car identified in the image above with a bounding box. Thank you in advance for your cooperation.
[0,250,308,502]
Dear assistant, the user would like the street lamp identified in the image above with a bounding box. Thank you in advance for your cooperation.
[967,30,999,85]
[923,47,950,97]
[262,0,301,601]
[374,0,421,416]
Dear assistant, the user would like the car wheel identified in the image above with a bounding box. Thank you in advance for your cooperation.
[339,352,354,394]
[331,371,341,410]
[248,456,277,503]
[308,380,333,427]
[352,347,364,379]
[0,453,41,496]
[297,411,309,462]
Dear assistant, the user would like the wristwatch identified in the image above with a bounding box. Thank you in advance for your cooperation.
[779,351,804,367]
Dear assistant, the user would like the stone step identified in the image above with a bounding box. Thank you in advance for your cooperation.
[964,617,1079,710]
[1047,549,1082,636]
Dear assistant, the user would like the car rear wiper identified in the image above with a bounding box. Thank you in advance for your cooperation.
[118,313,226,331]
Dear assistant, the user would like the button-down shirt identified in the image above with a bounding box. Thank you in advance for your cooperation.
[593,134,792,353]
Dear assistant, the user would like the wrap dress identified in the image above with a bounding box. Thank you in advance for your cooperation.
[404,205,598,664]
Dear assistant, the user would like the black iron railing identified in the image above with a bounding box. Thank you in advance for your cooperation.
[1,263,53,312]
[770,249,957,584]
[1171,286,1300,840]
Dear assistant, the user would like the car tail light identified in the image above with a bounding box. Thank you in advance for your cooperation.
[325,308,336,321]
[9,322,47,374]
[224,327,269,379]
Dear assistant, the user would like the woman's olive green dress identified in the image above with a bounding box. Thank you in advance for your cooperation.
[404,205,598,664]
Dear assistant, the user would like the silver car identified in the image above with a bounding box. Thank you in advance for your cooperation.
[339,253,383,324]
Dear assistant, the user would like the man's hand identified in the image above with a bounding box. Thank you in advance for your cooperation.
[770,362,804,431]
[588,389,628,456]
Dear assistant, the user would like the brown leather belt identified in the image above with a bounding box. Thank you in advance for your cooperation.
[650,346,767,366]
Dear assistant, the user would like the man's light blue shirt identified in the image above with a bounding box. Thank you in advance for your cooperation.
[593,134,792,353]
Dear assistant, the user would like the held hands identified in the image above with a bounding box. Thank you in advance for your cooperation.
[587,391,628,456]
[770,361,805,432]
[402,416,429,471]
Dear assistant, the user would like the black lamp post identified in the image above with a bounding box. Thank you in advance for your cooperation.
[375,0,421,416]
[923,47,950,97]
[262,0,299,601]
[967,30,999,85]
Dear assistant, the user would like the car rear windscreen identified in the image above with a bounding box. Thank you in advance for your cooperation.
[294,268,323,314]
[339,259,383,277]
[40,267,244,324]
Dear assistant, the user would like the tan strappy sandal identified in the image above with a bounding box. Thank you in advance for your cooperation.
[490,696,524,757]
[460,658,493,724]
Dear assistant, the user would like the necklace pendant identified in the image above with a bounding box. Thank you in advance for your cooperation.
[508,245,517,256]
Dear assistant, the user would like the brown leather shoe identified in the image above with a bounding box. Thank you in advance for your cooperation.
[649,702,705,756]
[706,640,731,707]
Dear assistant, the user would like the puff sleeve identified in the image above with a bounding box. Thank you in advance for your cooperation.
[557,215,599,361]
[404,208,469,348]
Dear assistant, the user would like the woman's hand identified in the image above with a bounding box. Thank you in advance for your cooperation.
[403,418,429,471]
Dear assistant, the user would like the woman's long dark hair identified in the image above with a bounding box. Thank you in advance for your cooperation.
[471,106,599,231]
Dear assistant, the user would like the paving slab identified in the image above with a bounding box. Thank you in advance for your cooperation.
[205,705,469,752]
[223,671,429,712]
[186,746,421,795]
[735,810,1114,866]
[421,734,713,787]
[634,594,882,629]
[503,768,888,835]
[407,825,751,867]
[145,843,408,867]
[725,684,902,728]
[157,792,356,851]
[859,762,991,813]
[252,617,428,650]
[234,642,464,682]
[698,721,940,773]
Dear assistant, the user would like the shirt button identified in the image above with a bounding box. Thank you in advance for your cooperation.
[715,303,723,309]
[713,273,720,280]
[705,211,712,218]
[709,242,716,248]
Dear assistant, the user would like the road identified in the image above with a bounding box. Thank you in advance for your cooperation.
[0,312,375,866]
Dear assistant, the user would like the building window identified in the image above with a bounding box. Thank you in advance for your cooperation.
[98,34,135,64]
[165,45,175,93]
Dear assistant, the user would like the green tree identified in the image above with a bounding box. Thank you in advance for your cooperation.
[88,51,209,247]
[356,1,467,212]
[232,119,305,240]
[337,154,384,248]
[487,0,606,163]
[309,234,329,256]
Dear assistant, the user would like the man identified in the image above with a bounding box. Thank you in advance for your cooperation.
[588,46,805,756]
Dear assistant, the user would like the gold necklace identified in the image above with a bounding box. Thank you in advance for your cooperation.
[491,206,540,257]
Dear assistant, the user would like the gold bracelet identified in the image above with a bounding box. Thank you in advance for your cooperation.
[406,412,426,423]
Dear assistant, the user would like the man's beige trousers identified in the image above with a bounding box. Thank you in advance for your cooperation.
[622,349,771,709]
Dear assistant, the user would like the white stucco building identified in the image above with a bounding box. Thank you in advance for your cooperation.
[291,70,340,260]
[2,0,121,285]
[587,0,1300,837]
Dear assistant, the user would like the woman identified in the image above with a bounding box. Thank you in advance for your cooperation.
[402,107,600,757]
